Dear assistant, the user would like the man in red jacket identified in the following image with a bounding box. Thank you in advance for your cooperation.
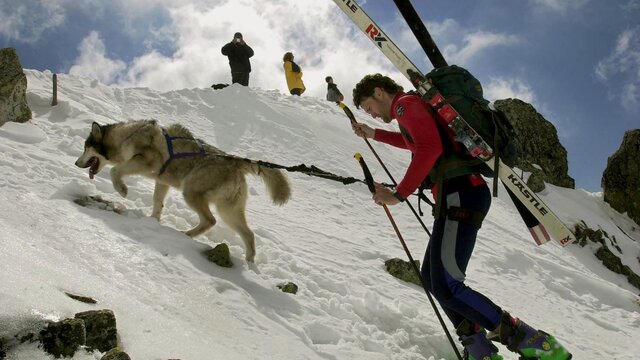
[351,73,571,360]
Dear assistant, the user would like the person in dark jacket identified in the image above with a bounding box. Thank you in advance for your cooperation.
[350,73,572,360]
[221,32,254,86]
[325,76,344,103]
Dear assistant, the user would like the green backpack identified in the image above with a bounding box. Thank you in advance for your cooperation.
[425,65,517,169]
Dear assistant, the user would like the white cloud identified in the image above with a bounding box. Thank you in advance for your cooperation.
[621,83,639,110]
[58,0,412,104]
[3,0,523,106]
[623,0,640,11]
[68,31,127,84]
[424,18,519,67]
[484,77,536,104]
[595,27,640,112]
[0,0,66,43]
[445,31,519,65]
[529,0,590,14]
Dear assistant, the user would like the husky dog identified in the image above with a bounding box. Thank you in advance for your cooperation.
[75,120,291,262]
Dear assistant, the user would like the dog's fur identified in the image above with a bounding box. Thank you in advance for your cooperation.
[75,120,291,262]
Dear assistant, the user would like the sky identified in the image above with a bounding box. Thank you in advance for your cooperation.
[1,70,639,359]
[1,0,639,193]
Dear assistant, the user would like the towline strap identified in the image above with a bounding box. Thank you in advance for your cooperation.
[212,152,394,189]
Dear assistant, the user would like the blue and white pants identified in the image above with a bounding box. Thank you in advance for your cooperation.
[421,176,502,330]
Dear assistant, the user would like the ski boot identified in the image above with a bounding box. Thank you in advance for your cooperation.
[489,311,572,360]
[456,319,503,360]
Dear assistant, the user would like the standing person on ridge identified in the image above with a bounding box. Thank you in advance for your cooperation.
[221,32,254,86]
[350,73,572,360]
[282,52,305,96]
[325,76,344,103]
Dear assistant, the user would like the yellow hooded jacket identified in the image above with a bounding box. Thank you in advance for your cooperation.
[283,60,306,93]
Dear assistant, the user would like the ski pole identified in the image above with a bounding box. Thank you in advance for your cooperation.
[339,102,432,237]
[354,153,463,360]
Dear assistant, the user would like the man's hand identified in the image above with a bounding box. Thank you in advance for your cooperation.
[352,123,375,139]
[372,182,399,206]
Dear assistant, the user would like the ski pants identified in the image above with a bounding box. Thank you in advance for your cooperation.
[231,72,250,86]
[421,176,503,331]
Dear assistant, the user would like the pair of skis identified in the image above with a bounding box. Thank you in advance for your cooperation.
[333,0,575,247]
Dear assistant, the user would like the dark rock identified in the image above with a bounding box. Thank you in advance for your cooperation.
[74,310,117,352]
[602,129,640,226]
[205,243,233,267]
[0,48,32,126]
[40,318,86,358]
[65,292,97,304]
[211,83,229,90]
[526,172,546,193]
[595,246,640,290]
[574,221,640,291]
[73,195,125,214]
[101,348,131,360]
[384,258,422,286]
[494,99,574,190]
[277,282,298,294]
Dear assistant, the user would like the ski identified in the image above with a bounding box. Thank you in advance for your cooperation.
[333,0,575,247]
[392,0,448,69]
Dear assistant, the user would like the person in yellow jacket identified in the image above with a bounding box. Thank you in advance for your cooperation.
[283,52,306,96]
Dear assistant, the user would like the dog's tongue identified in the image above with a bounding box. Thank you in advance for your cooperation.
[89,169,95,180]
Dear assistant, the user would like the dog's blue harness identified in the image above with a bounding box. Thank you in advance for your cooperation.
[158,130,207,175]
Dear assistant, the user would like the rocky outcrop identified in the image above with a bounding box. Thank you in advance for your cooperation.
[277,282,299,294]
[494,99,574,191]
[574,221,640,290]
[75,310,117,352]
[40,319,86,358]
[384,258,422,287]
[0,48,32,126]
[602,129,640,226]
[205,243,233,267]
[3,309,122,359]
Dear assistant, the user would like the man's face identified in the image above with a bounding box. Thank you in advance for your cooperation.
[360,88,392,123]
[235,37,242,43]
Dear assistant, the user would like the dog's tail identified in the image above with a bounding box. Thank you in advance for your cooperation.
[250,165,291,205]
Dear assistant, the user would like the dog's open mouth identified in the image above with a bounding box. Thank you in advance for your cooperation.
[87,157,100,179]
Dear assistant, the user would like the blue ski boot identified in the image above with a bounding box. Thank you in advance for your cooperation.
[489,311,572,360]
[456,319,503,360]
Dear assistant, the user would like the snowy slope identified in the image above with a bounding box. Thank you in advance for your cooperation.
[0,70,639,360]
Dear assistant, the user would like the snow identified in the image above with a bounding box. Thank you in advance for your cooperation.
[1,70,639,360]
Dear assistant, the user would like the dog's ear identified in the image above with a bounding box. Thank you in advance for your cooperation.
[90,122,103,139]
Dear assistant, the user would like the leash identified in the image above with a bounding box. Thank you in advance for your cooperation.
[156,129,393,188]
[218,152,393,187]
[355,153,463,360]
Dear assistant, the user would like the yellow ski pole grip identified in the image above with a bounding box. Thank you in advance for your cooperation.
[354,153,376,194]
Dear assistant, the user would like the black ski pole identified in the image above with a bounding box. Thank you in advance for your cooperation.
[339,102,432,237]
[392,0,448,69]
[354,153,463,360]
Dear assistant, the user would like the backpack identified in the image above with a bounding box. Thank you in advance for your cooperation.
[424,65,517,169]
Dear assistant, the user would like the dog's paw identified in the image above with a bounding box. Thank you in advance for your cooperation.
[245,251,256,263]
[113,181,128,197]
